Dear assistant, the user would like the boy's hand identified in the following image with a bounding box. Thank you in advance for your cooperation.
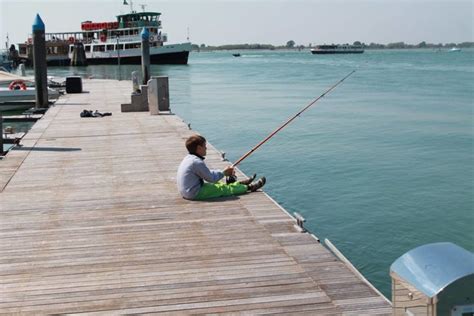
[223,166,235,176]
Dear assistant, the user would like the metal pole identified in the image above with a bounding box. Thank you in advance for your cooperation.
[32,14,48,108]
[117,36,121,80]
[140,27,150,85]
[232,70,356,167]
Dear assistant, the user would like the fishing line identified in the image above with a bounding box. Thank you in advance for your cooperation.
[232,70,356,168]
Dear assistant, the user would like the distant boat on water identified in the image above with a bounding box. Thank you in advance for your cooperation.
[449,47,461,52]
[311,44,364,54]
[232,53,241,57]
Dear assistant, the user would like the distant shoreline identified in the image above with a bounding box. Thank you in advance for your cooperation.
[192,41,474,52]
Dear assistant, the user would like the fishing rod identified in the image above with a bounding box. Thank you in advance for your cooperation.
[232,70,356,168]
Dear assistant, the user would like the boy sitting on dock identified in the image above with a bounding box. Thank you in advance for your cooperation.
[177,135,266,200]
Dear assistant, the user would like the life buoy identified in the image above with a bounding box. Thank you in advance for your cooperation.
[149,35,154,42]
[68,36,75,44]
[8,80,27,91]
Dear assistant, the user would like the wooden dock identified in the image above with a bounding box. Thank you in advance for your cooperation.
[0,79,391,315]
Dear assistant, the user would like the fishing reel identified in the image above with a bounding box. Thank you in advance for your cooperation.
[226,175,237,184]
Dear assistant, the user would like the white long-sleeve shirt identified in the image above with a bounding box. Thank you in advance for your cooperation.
[177,154,224,199]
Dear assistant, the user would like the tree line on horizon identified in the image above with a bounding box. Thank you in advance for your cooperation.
[192,40,474,51]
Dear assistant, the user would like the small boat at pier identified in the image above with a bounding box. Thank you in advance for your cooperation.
[0,88,60,111]
[311,44,364,54]
[0,72,61,111]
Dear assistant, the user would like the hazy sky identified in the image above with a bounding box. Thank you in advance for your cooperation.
[0,0,472,48]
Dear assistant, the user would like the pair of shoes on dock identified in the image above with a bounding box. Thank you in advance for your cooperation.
[237,174,266,192]
[238,173,256,185]
[248,176,266,192]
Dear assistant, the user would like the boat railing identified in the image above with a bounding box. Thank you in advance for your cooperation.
[119,20,161,29]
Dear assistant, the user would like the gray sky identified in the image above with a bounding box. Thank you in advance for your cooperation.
[0,0,472,48]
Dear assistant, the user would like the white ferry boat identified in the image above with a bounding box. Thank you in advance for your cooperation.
[18,10,191,66]
[310,44,364,54]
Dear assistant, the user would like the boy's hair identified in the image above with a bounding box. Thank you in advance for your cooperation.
[185,135,206,154]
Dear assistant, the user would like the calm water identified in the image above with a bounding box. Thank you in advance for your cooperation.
[45,49,473,297]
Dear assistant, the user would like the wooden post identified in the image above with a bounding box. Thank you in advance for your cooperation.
[32,14,49,109]
[71,42,87,66]
[140,28,150,85]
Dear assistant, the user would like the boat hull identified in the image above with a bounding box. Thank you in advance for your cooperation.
[22,45,191,66]
[0,88,60,104]
[86,50,189,65]
[0,102,35,112]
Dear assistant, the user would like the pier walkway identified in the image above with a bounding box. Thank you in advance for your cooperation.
[0,79,391,315]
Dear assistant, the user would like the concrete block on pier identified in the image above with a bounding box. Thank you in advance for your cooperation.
[120,85,149,112]
[148,76,170,115]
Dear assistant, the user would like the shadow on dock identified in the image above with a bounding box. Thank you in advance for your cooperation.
[13,146,82,152]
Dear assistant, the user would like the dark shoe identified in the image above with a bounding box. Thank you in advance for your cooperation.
[248,177,266,192]
[238,173,256,185]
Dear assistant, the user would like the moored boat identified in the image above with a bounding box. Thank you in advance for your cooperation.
[18,9,191,66]
[1,50,13,71]
[0,78,60,111]
[311,44,364,54]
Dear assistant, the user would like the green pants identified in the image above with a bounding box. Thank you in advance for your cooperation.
[194,182,248,200]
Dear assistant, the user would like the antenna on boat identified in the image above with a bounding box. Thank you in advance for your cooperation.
[187,27,190,41]
[123,0,135,13]
[140,4,147,12]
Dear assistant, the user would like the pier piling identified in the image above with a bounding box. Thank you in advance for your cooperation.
[141,28,150,85]
[32,14,49,108]
[70,42,88,66]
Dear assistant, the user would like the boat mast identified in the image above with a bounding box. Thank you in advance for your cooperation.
[123,0,135,13]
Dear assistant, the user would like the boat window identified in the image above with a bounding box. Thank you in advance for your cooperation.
[125,43,141,49]
[106,44,114,51]
[93,45,106,52]
[116,44,124,50]
[70,46,74,53]
[85,45,91,52]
